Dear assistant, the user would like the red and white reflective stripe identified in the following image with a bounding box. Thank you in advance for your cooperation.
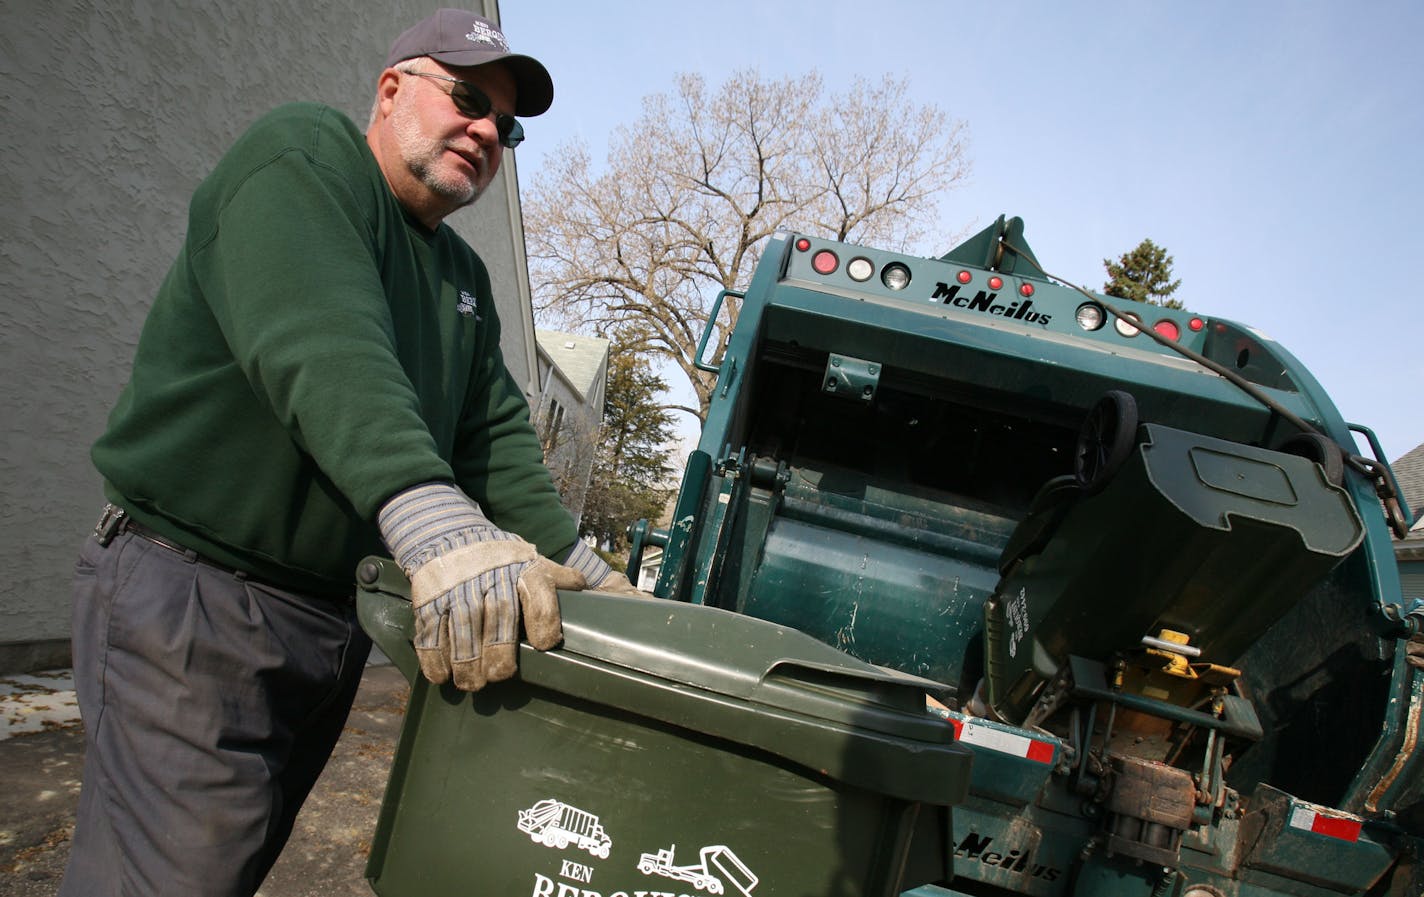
[949,718,1054,764]
[1289,806,1362,842]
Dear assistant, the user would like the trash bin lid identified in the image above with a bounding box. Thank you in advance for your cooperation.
[358,557,972,806]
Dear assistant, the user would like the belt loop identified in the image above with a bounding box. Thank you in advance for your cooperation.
[94,503,127,547]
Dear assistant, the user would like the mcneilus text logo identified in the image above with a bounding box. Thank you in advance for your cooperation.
[955,832,1062,882]
[930,282,1051,327]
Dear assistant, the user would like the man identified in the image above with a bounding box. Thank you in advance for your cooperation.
[62,10,633,896]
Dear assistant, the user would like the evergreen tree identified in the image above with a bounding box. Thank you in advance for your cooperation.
[1103,238,1184,309]
[579,340,677,555]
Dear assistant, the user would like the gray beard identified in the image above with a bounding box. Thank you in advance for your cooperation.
[391,103,484,208]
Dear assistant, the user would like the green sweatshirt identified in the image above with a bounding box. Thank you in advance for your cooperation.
[93,103,576,595]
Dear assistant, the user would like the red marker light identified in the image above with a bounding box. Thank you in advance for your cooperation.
[957,270,972,284]
[1189,317,1205,332]
[1020,283,1035,297]
[812,250,839,275]
[1153,320,1181,341]
[988,276,1003,290]
[795,237,811,252]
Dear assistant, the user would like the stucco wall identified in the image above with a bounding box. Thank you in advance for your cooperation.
[0,0,537,668]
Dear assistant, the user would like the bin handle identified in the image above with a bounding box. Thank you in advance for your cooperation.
[761,658,956,705]
[355,557,421,684]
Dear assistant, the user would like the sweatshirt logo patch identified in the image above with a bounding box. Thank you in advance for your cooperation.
[456,290,477,317]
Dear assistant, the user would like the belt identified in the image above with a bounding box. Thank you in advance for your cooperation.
[92,504,352,604]
[95,503,249,579]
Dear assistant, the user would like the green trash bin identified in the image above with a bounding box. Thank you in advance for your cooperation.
[355,556,974,897]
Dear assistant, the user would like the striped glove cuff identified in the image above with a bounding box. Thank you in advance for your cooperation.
[377,482,512,572]
[564,539,615,587]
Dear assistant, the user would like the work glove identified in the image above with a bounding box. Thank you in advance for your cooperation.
[1407,633,1424,672]
[563,539,655,598]
[378,482,587,691]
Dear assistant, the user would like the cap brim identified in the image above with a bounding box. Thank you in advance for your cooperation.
[429,50,554,117]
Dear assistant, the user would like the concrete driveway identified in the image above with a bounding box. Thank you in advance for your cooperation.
[0,663,409,896]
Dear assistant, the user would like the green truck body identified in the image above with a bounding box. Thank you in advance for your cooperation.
[630,216,1422,896]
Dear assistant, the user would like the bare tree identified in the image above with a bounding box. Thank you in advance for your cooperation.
[524,70,970,420]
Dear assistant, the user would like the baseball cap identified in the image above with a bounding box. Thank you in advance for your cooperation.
[385,9,554,116]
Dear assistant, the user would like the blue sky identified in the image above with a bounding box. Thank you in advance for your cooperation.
[502,0,1423,462]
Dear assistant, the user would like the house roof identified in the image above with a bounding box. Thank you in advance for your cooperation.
[536,330,609,402]
[1390,442,1424,557]
[1394,443,1424,516]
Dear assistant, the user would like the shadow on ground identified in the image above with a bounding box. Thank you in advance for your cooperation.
[0,665,409,897]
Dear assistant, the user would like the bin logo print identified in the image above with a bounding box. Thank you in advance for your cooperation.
[636,844,759,897]
[517,799,613,859]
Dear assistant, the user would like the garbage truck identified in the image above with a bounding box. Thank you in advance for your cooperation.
[517,798,612,858]
[625,216,1422,896]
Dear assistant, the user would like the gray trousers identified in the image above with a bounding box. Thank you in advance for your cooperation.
[59,530,372,897]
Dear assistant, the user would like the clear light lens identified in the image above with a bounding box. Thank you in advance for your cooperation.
[1076,303,1105,331]
[847,257,874,282]
[882,263,911,290]
[1115,313,1142,337]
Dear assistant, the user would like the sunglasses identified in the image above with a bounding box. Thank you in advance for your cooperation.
[404,70,525,149]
